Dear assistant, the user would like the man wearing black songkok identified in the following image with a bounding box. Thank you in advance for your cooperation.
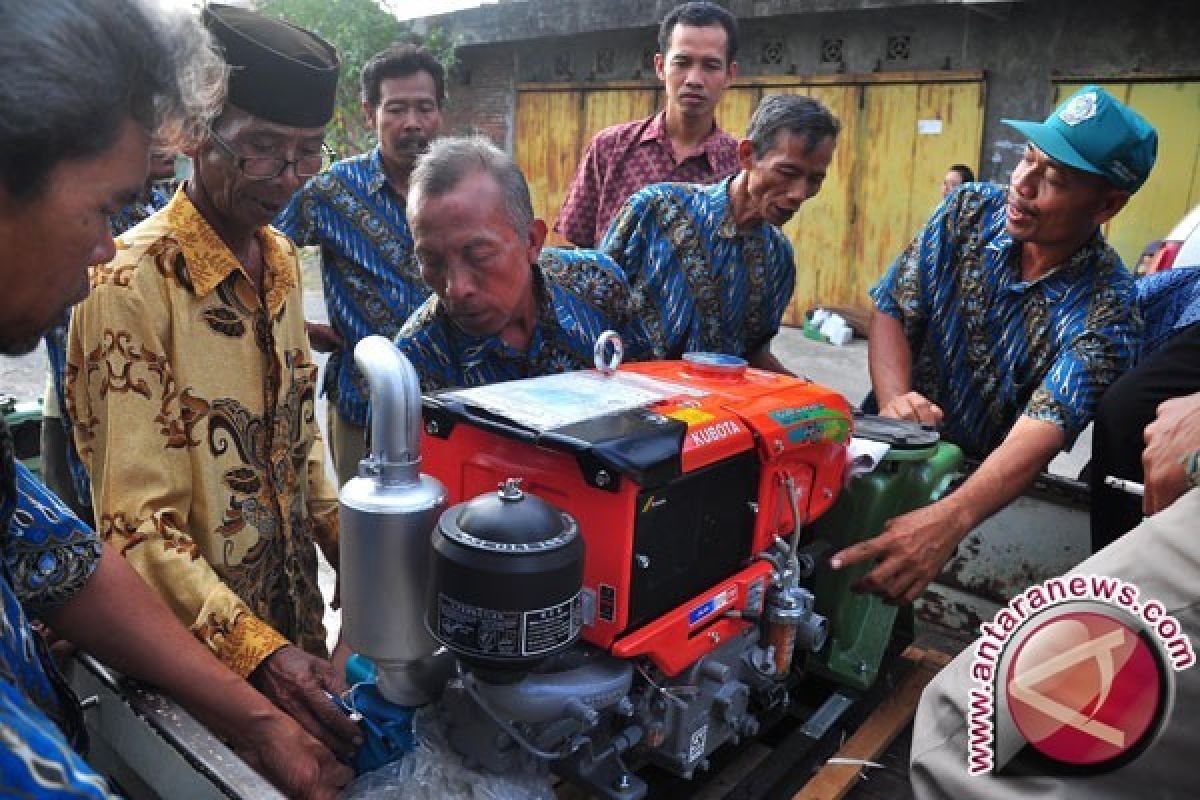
[66,4,363,758]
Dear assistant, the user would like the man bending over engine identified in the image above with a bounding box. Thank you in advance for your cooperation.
[834,86,1156,604]
[600,93,840,373]
[395,136,650,390]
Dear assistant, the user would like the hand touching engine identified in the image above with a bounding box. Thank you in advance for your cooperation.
[250,644,362,759]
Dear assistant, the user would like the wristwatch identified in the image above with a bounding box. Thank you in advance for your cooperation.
[1183,449,1200,489]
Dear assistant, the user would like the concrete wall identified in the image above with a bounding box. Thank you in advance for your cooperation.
[431,0,1196,182]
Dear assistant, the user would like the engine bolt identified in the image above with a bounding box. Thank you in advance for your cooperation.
[595,470,612,487]
[635,554,650,569]
[614,773,632,791]
[709,630,721,643]
[425,420,440,435]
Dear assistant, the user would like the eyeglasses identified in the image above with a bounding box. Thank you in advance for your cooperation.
[206,127,328,180]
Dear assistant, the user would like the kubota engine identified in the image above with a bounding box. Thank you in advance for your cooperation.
[339,338,960,799]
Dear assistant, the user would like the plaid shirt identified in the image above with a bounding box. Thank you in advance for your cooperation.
[601,177,796,361]
[871,183,1138,459]
[554,111,738,248]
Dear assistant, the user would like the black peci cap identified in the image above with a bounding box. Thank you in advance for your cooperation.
[203,3,339,128]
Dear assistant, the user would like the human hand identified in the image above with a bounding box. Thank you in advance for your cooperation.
[1142,392,1200,515]
[331,637,353,685]
[879,391,944,427]
[829,500,968,604]
[305,321,343,353]
[249,645,360,758]
[233,711,355,800]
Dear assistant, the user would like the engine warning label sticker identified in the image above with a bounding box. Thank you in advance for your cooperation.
[688,725,708,763]
[521,593,582,656]
[688,587,737,627]
[437,593,520,657]
[666,408,715,426]
[768,404,849,445]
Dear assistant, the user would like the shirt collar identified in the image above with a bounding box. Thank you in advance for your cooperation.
[440,262,553,358]
[638,110,728,158]
[163,187,297,315]
[1001,227,1107,292]
[712,177,744,239]
[366,147,390,195]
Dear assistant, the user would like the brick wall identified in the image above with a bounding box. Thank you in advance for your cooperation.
[442,45,515,152]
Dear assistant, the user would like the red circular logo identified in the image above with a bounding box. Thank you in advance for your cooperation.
[1005,610,1164,766]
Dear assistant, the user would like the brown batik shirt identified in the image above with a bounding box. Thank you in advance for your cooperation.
[65,188,339,677]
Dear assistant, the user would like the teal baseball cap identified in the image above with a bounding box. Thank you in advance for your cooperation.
[1003,85,1157,193]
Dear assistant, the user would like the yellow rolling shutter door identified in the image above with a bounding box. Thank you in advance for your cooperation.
[515,74,986,320]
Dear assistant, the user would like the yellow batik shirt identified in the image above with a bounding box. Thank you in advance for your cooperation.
[65,189,339,678]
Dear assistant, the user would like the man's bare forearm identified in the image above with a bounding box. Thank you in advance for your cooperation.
[748,343,793,376]
[868,309,912,408]
[941,415,1066,532]
[42,547,280,741]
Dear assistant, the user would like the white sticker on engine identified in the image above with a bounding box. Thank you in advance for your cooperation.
[688,725,708,763]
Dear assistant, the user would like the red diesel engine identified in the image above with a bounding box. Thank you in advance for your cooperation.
[411,354,852,797]
[423,356,851,675]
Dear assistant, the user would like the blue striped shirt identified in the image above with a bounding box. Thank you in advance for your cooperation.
[275,147,430,427]
[871,183,1138,458]
[1135,267,1200,357]
[395,248,649,391]
[600,177,796,360]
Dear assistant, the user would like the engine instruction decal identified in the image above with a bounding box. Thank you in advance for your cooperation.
[688,586,737,627]
[521,593,582,656]
[437,593,521,657]
[768,404,849,445]
[439,371,706,431]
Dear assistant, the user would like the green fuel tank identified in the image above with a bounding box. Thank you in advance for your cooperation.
[805,415,962,690]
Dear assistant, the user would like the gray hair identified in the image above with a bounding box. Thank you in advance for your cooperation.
[408,136,534,235]
[746,94,840,158]
[0,0,226,200]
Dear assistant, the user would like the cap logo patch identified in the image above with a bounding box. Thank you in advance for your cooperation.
[1109,160,1136,184]
[1059,92,1098,126]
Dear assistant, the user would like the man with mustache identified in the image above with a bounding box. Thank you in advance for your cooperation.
[277,45,443,488]
[555,1,739,248]
[0,1,350,795]
[395,137,650,390]
[601,94,839,372]
[833,86,1156,605]
[67,3,363,763]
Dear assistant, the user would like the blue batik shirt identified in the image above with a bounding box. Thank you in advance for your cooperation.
[0,417,113,798]
[1135,267,1200,357]
[871,183,1138,459]
[395,248,651,391]
[43,183,174,508]
[276,147,431,427]
[600,177,797,360]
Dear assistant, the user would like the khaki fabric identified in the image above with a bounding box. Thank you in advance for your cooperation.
[326,403,367,491]
[66,189,340,678]
[911,489,1200,799]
